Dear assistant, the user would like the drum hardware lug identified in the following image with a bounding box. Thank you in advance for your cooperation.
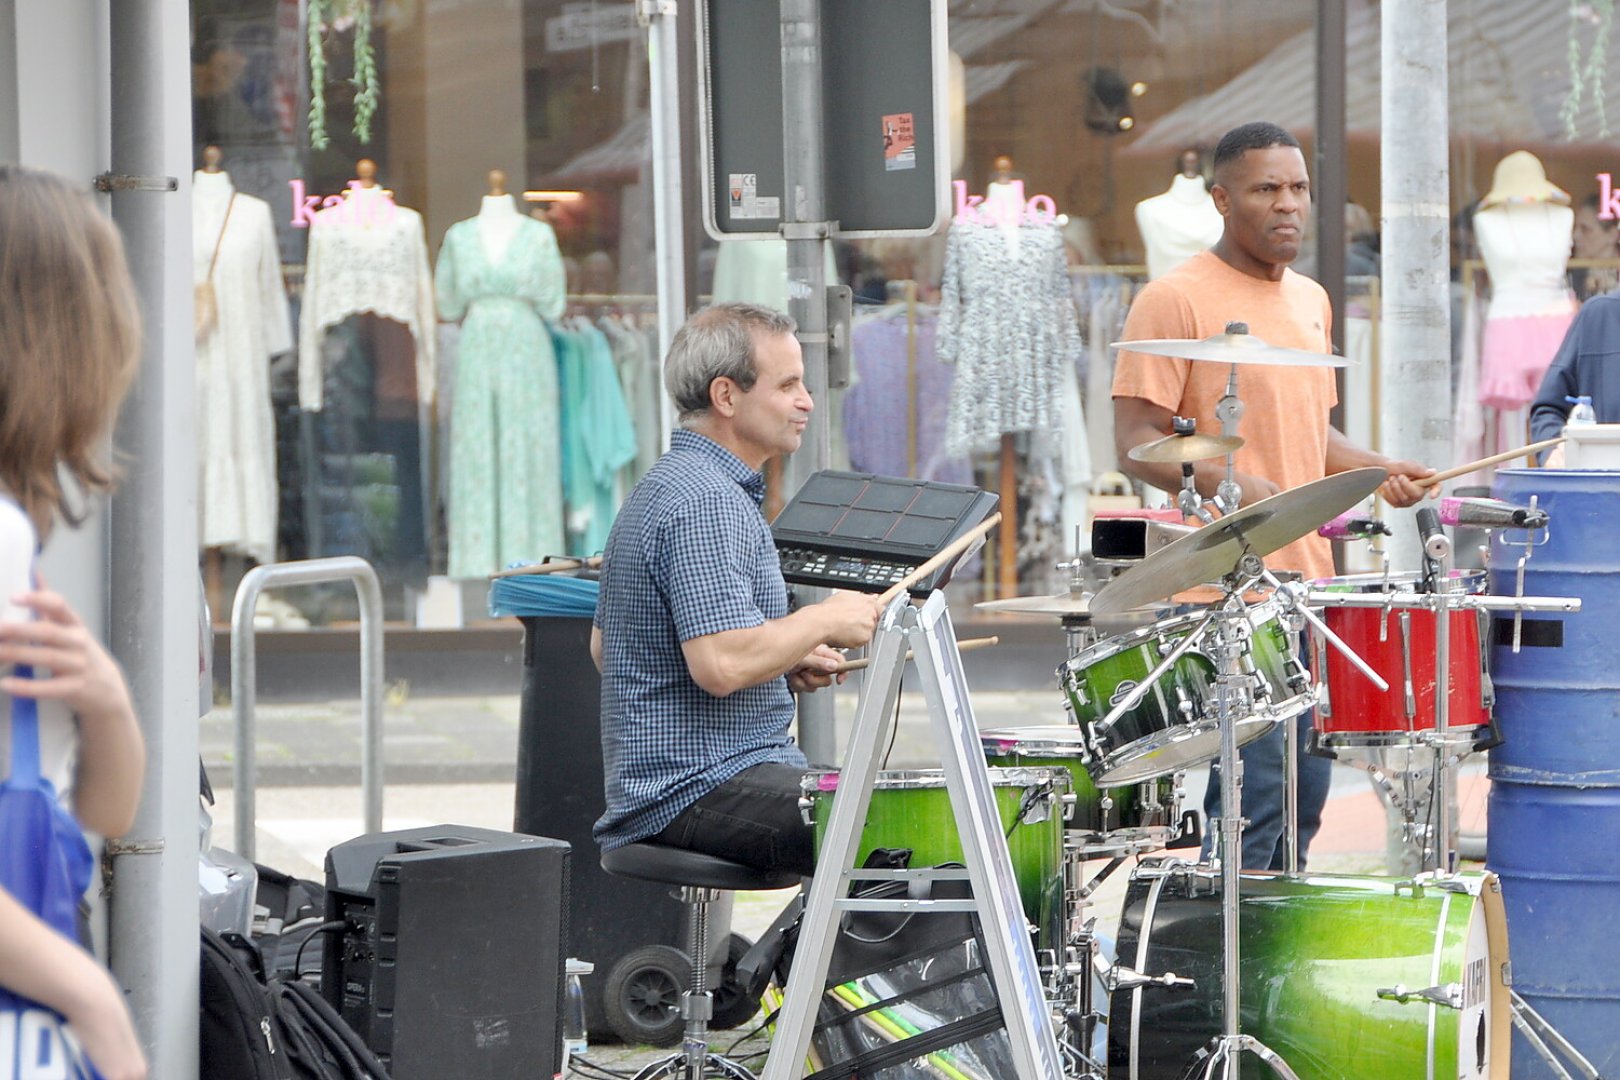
[798,796,814,827]
[1501,960,1513,986]
[1104,963,1196,994]
[1376,982,1464,1009]
[1060,792,1078,821]
[1391,878,1425,898]
[1416,871,1473,895]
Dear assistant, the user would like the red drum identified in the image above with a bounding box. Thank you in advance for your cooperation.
[1311,571,1493,747]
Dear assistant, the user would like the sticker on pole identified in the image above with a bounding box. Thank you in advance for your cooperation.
[727,173,778,219]
[883,112,916,172]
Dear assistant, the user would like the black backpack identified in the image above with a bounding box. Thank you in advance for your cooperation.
[200,926,390,1080]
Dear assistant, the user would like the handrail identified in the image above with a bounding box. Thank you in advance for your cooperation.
[230,556,385,861]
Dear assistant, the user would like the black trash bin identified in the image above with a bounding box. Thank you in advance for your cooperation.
[514,614,690,1039]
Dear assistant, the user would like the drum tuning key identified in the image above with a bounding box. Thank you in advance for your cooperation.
[1375,982,1465,1010]
[1105,964,1197,994]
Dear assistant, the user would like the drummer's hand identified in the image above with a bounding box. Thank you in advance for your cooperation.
[1379,459,1437,508]
[788,644,846,693]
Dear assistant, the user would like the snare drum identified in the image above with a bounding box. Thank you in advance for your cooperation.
[1110,860,1509,1079]
[1311,571,1492,747]
[980,726,1180,853]
[800,768,1066,944]
[1059,599,1310,786]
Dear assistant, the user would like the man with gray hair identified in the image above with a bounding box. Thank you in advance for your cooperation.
[591,303,882,874]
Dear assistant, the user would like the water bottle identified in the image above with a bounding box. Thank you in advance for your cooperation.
[1566,395,1597,426]
[563,959,593,1059]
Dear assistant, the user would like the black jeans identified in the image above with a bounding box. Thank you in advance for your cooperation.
[653,762,815,877]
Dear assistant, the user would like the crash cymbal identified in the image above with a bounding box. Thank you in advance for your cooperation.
[975,591,1095,616]
[1128,431,1246,465]
[1089,467,1386,614]
[1113,328,1349,368]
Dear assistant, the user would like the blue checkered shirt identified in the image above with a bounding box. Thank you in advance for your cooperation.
[593,429,805,850]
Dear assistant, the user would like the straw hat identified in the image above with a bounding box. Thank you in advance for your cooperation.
[1479,150,1569,210]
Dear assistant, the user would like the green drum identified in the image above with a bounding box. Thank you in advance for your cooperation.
[1110,860,1510,1079]
[1060,599,1310,786]
[801,768,1067,947]
[980,726,1181,854]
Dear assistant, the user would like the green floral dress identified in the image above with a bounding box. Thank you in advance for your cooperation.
[436,216,566,578]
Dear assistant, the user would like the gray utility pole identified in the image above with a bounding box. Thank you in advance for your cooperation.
[108,3,202,1075]
[780,0,837,765]
[641,0,686,434]
[1380,0,1452,570]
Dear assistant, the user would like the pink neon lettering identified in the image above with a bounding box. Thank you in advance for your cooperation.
[952,178,1059,226]
[289,179,322,228]
[1598,173,1620,222]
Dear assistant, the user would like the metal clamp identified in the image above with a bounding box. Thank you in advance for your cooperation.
[634,0,676,25]
[93,172,178,193]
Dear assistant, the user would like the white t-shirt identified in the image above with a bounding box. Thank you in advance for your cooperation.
[0,499,76,799]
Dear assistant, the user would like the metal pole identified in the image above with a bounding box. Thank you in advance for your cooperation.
[642,0,687,446]
[1314,0,1348,428]
[0,0,17,162]
[105,3,199,1075]
[231,557,386,861]
[780,0,837,764]
[1380,0,1451,570]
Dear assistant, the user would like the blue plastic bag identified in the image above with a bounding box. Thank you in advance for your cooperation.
[0,665,102,1079]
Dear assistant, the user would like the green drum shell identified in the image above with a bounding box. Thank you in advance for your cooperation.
[982,745,1175,838]
[804,768,1066,945]
[1110,865,1510,1079]
[1061,602,1306,786]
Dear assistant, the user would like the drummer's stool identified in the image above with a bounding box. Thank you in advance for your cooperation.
[600,842,801,1080]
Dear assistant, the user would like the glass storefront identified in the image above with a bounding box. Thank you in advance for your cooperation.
[187,0,1620,616]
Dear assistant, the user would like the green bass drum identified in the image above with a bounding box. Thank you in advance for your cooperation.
[1109,860,1509,1080]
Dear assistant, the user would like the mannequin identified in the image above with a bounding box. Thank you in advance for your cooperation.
[298,158,437,575]
[1474,150,1577,412]
[436,171,568,578]
[478,168,522,265]
[984,154,1025,254]
[193,145,293,611]
[1135,148,1223,280]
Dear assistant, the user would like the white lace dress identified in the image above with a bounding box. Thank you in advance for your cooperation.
[193,171,292,563]
[297,192,437,413]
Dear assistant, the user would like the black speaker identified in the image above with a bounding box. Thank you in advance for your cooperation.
[515,615,687,1036]
[322,825,569,1079]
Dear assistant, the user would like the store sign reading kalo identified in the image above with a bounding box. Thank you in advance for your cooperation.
[952,179,1059,226]
[288,180,399,228]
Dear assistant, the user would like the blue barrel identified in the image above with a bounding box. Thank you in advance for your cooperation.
[1488,468,1620,1077]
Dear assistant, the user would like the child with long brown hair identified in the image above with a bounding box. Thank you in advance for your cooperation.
[0,164,148,1079]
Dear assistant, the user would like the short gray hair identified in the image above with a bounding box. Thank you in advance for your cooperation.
[664,302,797,426]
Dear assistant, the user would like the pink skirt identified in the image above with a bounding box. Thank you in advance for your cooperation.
[1478,310,1576,411]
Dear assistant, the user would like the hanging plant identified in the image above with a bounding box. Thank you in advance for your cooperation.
[307,0,381,150]
[1561,0,1615,141]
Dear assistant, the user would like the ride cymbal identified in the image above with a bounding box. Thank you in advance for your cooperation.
[1128,431,1246,464]
[1089,468,1386,614]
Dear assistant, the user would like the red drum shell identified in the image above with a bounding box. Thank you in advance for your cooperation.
[1316,587,1489,740]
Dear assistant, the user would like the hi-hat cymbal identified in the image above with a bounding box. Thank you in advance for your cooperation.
[975,591,1095,617]
[1113,331,1349,368]
[1089,467,1386,614]
[1128,431,1246,464]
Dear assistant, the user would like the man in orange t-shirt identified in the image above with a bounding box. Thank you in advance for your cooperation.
[1112,121,1435,870]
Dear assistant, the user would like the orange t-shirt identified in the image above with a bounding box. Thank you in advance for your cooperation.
[1112,250,1339,581]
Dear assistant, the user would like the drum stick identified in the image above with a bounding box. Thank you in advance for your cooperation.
[831,636,999,674]
[877,512,1002,606]
[489,556,603,579]
[1414,438,1564,489]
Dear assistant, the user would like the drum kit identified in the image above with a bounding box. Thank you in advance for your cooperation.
[805,330,1589,1079]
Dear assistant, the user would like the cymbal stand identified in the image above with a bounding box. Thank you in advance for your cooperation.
[1214,360,1244,514]
[1195,556,1299,1080]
